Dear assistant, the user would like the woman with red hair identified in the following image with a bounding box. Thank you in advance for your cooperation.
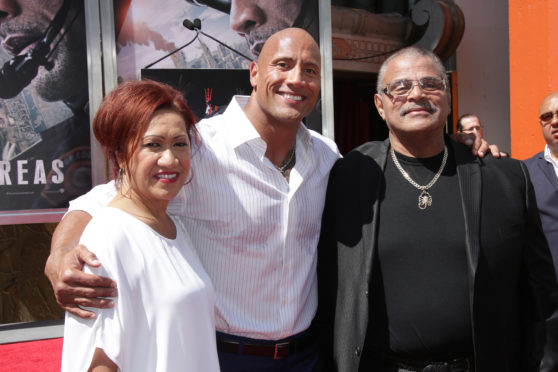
[61,80,220,371]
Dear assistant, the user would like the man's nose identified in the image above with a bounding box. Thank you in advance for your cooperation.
[0,0,19,22]
[406,82,426,100]
[230,0,264,36]
[286,66,303,84]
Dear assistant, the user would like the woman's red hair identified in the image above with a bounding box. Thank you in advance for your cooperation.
[93,80,197,180]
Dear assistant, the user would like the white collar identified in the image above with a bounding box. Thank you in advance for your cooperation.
[224,95,313,151]
[544,145,558,166]
[224,96,261,150]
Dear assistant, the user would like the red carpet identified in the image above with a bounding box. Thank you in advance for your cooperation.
[0,337,62,371]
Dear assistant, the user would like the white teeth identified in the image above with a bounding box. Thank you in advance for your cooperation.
[157,174,177,179]
[283,94,303,101]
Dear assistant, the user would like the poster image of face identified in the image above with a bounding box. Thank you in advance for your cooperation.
[115,0,319,79]
[0,0,91,214]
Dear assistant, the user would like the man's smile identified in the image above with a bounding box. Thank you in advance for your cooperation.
[281,92,304,102]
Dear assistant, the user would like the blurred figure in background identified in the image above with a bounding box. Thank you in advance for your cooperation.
[525,91,558,275]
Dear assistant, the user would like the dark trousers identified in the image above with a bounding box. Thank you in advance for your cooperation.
[216,331,323,372]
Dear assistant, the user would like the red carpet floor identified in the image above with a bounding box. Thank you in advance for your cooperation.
[0,337,62,371]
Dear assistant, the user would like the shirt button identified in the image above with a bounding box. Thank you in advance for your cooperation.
[354,347,361,357]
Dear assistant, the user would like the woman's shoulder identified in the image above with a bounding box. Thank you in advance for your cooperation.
[83,207,130,236]
[81,208,153,257]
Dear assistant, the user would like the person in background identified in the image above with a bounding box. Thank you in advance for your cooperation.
[61,80,219,371]
[317,46,558,372]
[458,113,509,156]
[457,113,484,138]
[525,91,558,275]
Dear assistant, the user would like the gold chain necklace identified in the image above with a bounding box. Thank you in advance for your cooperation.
[390,146,448,210]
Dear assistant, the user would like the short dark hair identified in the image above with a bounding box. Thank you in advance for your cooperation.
[93,80,198,180]
[457,113,478,132]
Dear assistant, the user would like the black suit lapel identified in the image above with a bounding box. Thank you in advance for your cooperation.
[362,139,390,279]
[452,141,482,345]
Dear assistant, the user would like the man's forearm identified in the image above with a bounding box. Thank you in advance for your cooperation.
[51,211,92,255]
[46,210,92,281]
[45,209,117,317]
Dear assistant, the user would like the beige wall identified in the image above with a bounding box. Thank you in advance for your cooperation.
[455,0,511,154]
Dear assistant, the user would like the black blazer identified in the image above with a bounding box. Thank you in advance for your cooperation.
[525,151,558,272]
[316,139,558,372]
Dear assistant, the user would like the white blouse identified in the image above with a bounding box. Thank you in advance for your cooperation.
[61,207,220,371]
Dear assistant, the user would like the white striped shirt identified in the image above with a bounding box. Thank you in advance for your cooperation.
[69,96,340,340]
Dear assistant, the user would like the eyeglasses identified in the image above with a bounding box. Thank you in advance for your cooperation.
[382,77,447,98]
[539,111,558,126]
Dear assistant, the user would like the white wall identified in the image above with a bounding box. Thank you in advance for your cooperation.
[455,0,510,153]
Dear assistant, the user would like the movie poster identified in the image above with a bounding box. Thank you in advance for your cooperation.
[117,0,250,79]
[0,1,91,218]
[116,0,320,122]
[116,0,319,76]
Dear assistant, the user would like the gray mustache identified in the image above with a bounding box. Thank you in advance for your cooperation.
[401,103,436,116]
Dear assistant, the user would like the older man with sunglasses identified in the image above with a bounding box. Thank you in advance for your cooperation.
[525,91,558,275]
[316,46,558,372]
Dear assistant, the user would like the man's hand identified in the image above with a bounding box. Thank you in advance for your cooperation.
[450,132,508,158]
[45,245,117,319]
[45,210,117,319]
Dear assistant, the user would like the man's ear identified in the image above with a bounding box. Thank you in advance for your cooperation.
[249,61,258,89]
[374,93,386,120]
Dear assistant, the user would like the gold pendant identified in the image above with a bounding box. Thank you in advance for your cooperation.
[418,190,432,209]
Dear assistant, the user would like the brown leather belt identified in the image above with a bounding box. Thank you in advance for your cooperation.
[216,332,315,359]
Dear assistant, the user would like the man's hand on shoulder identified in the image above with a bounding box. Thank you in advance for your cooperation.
[45,244,117,318]
[450,132,508,158]
[45,210,117,319]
